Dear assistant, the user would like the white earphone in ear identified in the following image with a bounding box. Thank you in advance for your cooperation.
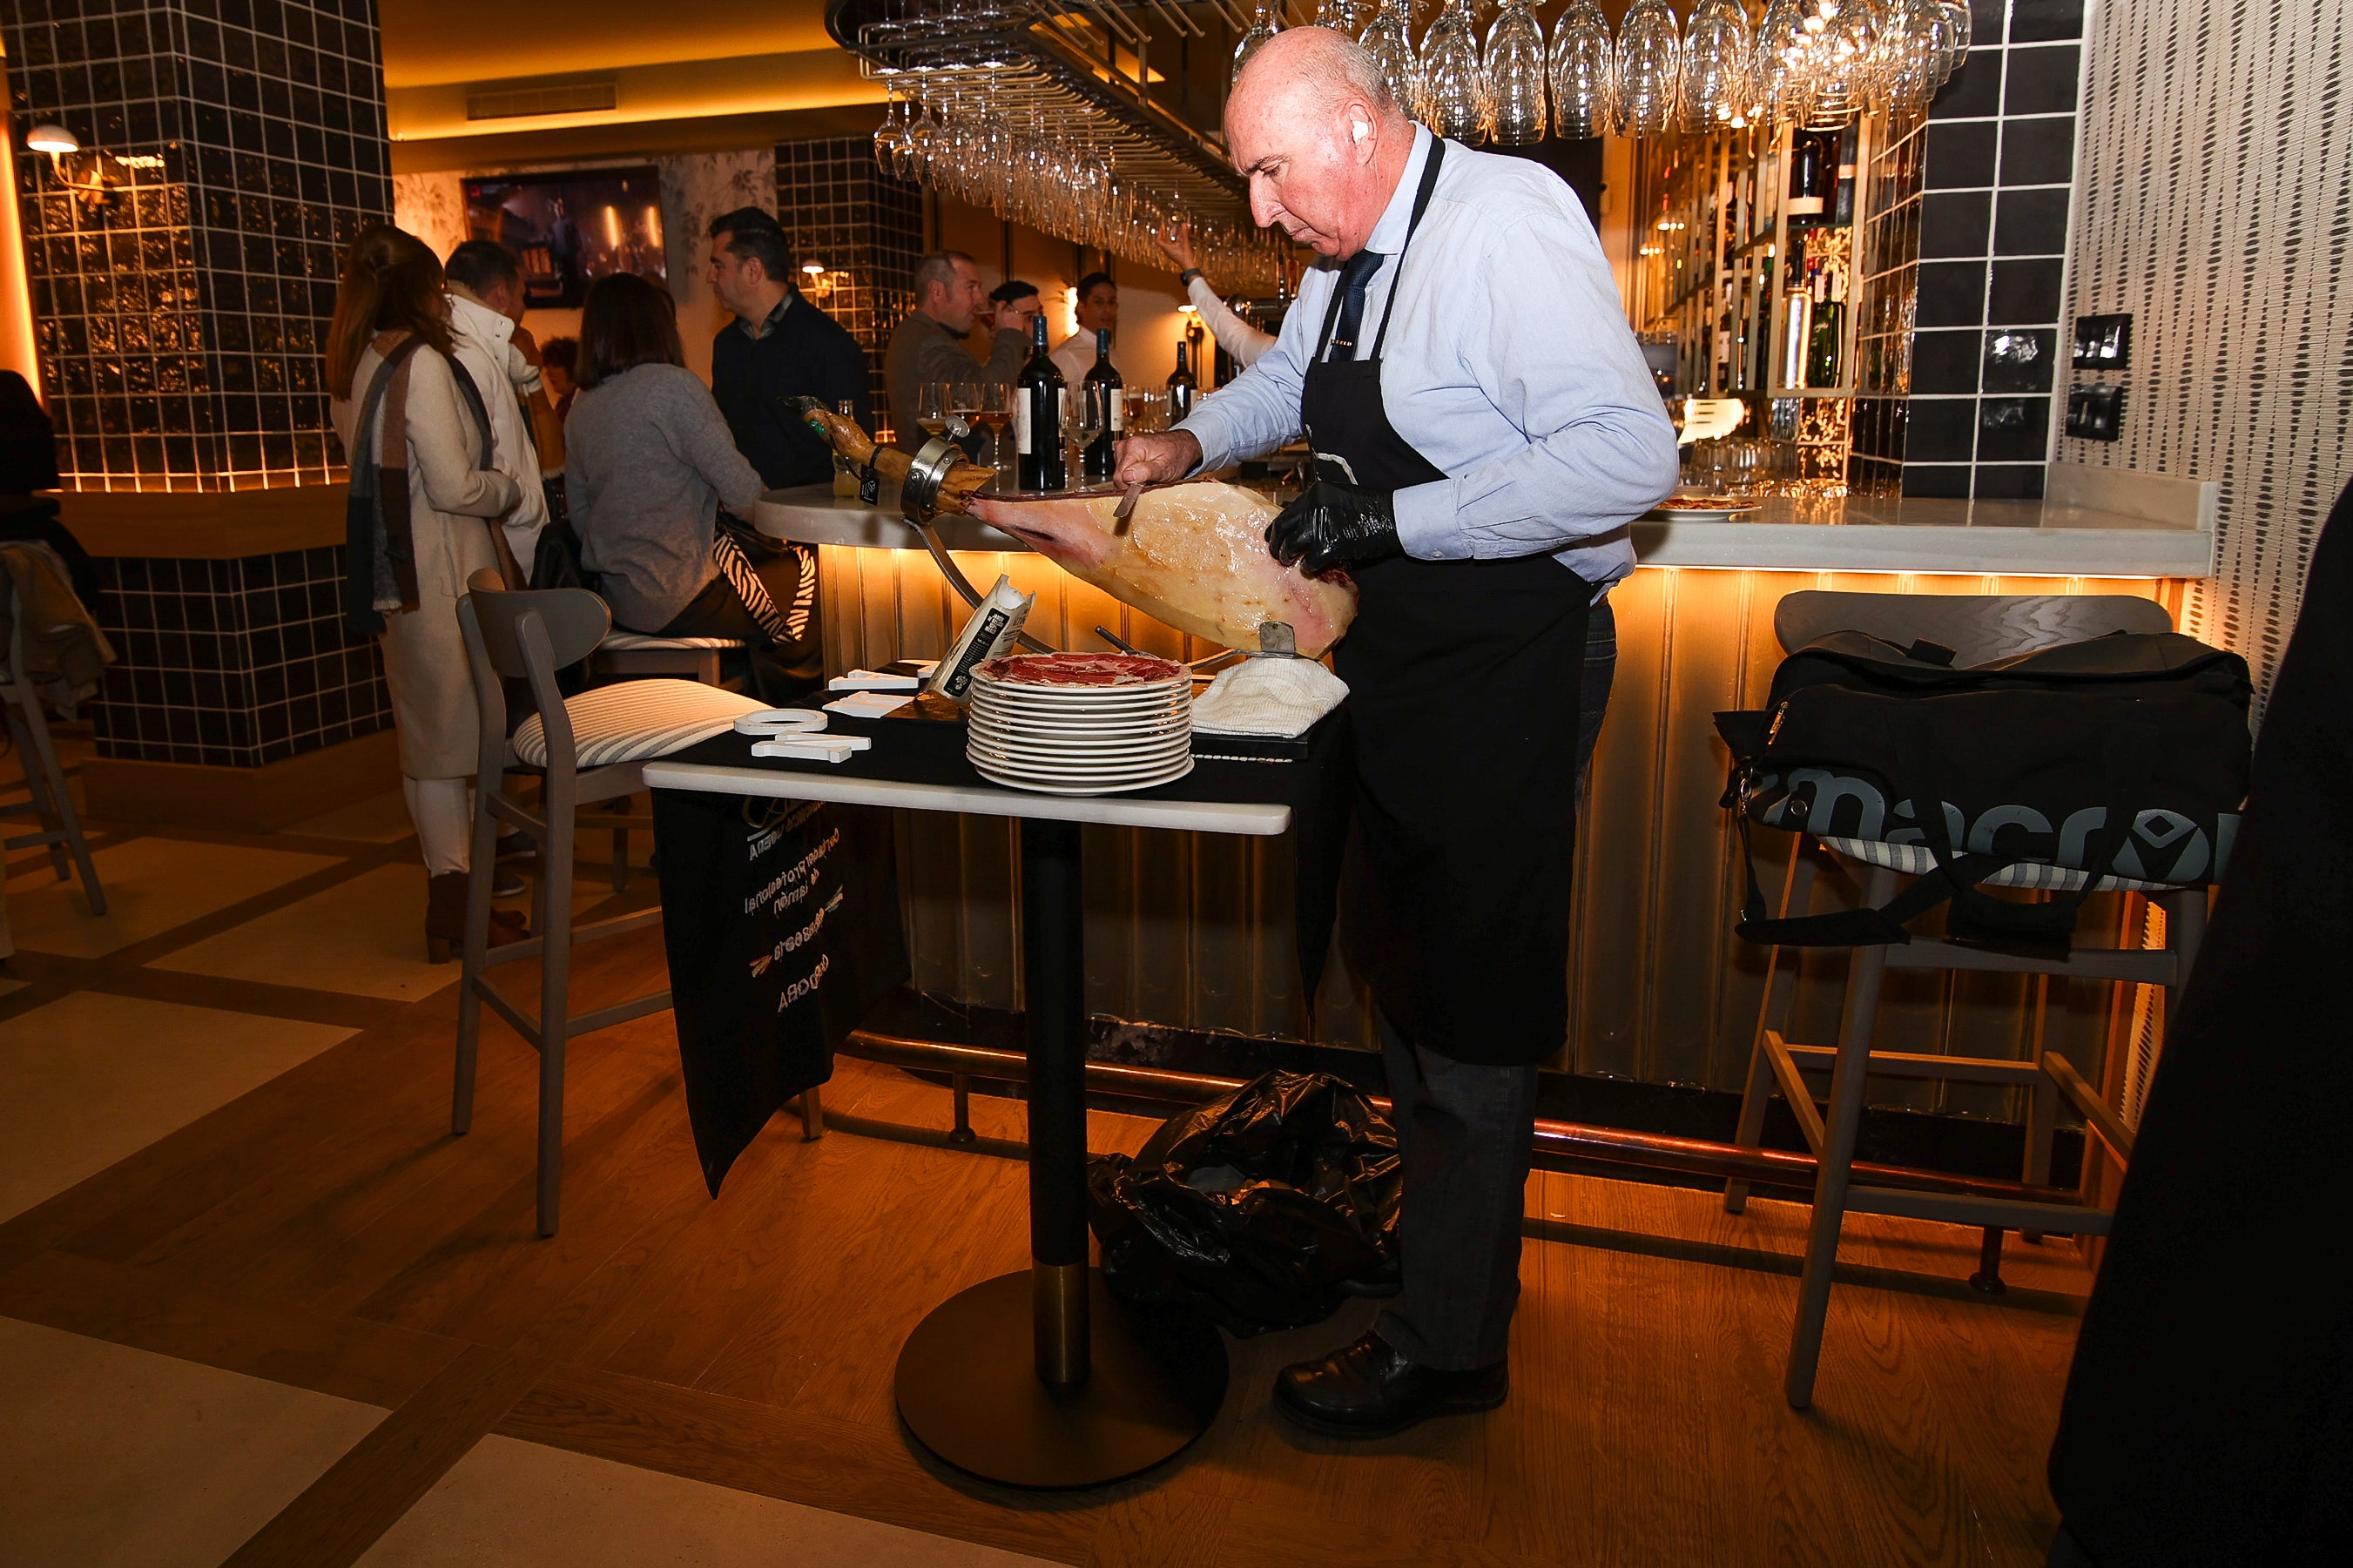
[1351,118,1369,145]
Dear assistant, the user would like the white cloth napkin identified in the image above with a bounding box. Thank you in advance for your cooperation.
[1190,657,1349,739]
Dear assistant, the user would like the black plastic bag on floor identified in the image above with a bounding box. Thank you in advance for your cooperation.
[1085,1070,1401,1336]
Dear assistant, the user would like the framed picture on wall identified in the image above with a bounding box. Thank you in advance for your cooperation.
[462,166,664,309]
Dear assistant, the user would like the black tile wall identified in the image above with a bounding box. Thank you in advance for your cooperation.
[1899,5,2081,500]
[774,138,922,445]
[3,0,391,491]
[89,545,392,766]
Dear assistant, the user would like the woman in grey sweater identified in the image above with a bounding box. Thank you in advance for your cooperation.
[563,274,819,701]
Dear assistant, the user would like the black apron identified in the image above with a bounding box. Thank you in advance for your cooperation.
[1305,139,1592,1067]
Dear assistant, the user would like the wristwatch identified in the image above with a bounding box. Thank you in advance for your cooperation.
[1178,268,1203,287]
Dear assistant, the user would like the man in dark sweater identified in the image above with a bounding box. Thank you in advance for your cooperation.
[705,207,871,488]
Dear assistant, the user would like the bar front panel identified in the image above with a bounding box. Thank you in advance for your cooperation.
[820,544,2186,1114]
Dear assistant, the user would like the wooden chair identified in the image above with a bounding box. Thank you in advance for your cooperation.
[1,579,105,915]
[454,569,816,1235]
[1725,591,2209,1408]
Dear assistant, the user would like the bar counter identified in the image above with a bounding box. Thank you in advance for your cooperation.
[753,462,2217,1114]
[753,463,2218,580]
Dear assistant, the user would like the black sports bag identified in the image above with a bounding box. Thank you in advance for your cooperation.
[1715,629,2252,958]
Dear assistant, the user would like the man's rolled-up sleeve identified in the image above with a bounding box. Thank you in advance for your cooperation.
[1392,211,1680,562]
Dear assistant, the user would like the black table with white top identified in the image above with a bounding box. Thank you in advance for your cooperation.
[644,710,1342,1488]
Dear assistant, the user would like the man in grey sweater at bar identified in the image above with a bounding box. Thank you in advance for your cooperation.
[881,251,1040,452]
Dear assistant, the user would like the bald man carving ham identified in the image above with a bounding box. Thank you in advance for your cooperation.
[1121,28,1678,1440]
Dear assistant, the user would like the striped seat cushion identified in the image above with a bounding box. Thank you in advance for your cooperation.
[1819,837,2180,894]
[599,630,746,650]
[513,680,768,769]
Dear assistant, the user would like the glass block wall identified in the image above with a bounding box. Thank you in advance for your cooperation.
[2,0,393,491]
[774,137,922,444]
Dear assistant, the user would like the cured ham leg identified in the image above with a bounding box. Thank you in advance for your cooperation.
[792,398,1356,656]
[967,486,1359,657]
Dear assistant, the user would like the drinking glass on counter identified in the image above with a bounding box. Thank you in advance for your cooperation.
[975,381,1014,474]
[1123,388,1166,436]
[917,381,951,441]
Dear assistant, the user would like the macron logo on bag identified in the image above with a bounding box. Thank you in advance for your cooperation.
[1758,769,2236,884]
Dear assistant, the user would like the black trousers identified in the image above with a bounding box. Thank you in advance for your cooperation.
[655,551,822,705]
[1370,595,1616,1370]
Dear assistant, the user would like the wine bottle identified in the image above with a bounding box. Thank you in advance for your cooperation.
[1082,329,1122,482]
[1788,132,1825,220]
[1015,315,1065,491]
[1166,340,1197,421]
[1806,270,1844,388]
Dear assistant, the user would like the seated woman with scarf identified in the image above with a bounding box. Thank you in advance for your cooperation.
[327,223,527,962]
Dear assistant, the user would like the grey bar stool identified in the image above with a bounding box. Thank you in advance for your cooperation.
[454,569,808,1235]
[1725,591,2212,1409]
[1,579,105,915]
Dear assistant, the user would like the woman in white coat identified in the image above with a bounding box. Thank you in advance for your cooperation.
[327,225,525,961]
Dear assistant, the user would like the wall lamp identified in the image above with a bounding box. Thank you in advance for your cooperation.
[24,122,139,212]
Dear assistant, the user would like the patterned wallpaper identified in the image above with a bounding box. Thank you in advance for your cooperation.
[2060,0,2353,700]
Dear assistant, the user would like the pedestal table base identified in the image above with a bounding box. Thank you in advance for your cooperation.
[894,1269,1228,1489]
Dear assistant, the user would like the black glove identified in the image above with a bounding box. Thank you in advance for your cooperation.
[1265,481,1400,576]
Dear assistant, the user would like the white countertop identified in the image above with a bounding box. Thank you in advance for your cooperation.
[640,759,1294,837]
[754,464,2216,580]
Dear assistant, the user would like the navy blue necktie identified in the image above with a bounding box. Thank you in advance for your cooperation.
[1329,249,1387,359]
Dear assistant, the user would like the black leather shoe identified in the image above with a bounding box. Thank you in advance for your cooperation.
[1272,1330,1507,1438]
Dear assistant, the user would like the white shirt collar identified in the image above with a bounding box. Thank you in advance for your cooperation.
[1362,124,1435,258]
[447,291,515,347]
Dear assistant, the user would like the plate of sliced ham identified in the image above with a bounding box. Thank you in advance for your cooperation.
[975,652,1187,688]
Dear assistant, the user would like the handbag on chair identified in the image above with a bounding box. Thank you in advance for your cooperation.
[1716,629,2254,959]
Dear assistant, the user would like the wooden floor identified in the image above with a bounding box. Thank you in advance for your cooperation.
[1,788,2088,1566]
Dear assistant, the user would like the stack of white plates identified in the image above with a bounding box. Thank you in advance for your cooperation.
[967,653,1193,796]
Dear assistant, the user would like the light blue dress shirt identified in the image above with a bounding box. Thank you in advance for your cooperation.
[1177,126,1680,594]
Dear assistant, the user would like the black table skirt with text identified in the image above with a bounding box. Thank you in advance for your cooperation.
[649,707,1350,1195]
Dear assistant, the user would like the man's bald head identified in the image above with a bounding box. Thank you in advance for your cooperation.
[1226,27,1417,259]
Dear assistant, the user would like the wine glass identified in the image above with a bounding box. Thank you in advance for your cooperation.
[917,381,951,442]
[1805,0,1880,127]
[1753,0,1816,129]
[1616,0,1683,139]
[1232,3,1279,91]
[1549,2,1617,139]
[951,380,983,451]
[1359,0,1420,118]
[1485,2,1549,147]
[1318,0,1370,37]
[977,382,1015,479]
[1419,0,1488,144]
[1681,0,1755,132]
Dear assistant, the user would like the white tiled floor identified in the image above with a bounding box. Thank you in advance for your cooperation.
[355,1436,1056,1568]
[0,991,354,1221]
[0,1316,385,1568]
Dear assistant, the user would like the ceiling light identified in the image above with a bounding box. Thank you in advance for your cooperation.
[26,123,78,154]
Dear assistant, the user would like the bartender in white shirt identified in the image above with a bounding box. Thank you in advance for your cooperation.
[442,240,554,569]
[1048,271,1122,386]
[1116,28,1677,1442]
